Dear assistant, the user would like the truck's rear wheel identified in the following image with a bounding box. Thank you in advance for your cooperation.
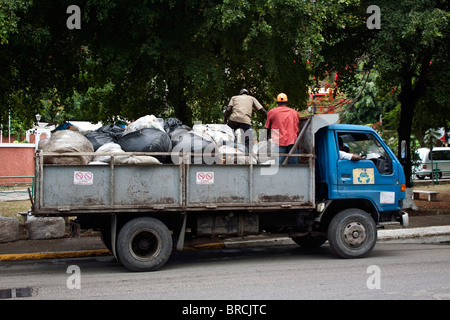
[117,217,173,272]
[327,208,377,259]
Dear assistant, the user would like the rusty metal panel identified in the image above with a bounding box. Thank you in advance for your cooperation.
[113,165,181,206]
[187,164,313,207]
[187,165,250,205]
[36,152,315,213]
[252,165,312,203]
[42,165,111,207]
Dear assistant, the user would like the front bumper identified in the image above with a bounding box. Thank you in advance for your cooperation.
[400,211,409,227]
[378,211,409,228]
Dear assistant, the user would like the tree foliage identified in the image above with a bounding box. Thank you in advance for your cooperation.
[1,0,449,189]
[1,0,361,129]
[313,0,449,186]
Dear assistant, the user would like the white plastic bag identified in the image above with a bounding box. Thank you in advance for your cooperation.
[218,145,256,164]
[253,139,275,164]
[125,115,165,133]
[193,124,234,146]
[93,142,125,163]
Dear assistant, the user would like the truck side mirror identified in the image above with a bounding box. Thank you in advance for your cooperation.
[400,140,407,159]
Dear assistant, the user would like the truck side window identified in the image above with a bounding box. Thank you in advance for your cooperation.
[337,132,393,175]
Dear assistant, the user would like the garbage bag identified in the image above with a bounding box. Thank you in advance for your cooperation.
[85,131,116,151]
[42,130,94,165]
[97,124,125,136]
[171,132,219,164]
[192,124,234,146]
[85,124,125,151]
[114,155,160,165]
[118,128,172,162]
[169,126,192,140]
[124,115,164,133]
[164,117,182,132]
[219,144,256,164]
[92,142,125,163]
[253,140,275,164]
[164,117,191,138]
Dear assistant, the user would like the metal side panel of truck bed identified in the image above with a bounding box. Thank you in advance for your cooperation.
[33,155,315,214]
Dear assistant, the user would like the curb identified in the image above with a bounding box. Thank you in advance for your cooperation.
[377,226,450,240]
[1,226,450,262]
[0,249,111,262]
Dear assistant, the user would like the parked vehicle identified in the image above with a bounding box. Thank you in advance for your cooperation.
[414,147,450,180]
[31,115,408,271]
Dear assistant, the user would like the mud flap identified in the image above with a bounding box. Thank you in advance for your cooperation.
[111,214,118,260]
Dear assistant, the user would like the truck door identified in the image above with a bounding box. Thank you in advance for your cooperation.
[336,131,399,211]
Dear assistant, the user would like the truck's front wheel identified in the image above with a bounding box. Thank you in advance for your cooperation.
[327,208,377,259]
[117,217,173,272]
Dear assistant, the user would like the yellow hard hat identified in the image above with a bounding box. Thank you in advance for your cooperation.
[277,93,288,103]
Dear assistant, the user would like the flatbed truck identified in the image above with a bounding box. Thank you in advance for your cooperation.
[31,115,408,271]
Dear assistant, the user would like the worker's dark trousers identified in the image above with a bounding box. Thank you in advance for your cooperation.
[226,120,252,153]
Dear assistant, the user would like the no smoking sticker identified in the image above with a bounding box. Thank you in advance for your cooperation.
[196,171,214,185]
[74,171,94,185]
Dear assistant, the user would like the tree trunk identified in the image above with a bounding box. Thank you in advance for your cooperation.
[397,54,431,186]
[168,75,192,126]
[397,74,417,210]
[397,76,415,188]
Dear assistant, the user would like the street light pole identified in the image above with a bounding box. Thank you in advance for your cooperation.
[8,108,11,143]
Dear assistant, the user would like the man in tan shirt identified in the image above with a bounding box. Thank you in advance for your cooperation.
[224,89,268,152]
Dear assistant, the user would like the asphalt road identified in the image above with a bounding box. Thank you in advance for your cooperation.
[1,242,450,301]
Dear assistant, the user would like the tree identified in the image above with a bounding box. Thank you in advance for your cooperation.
[339,71,397,127]
[0,0,89,132]
[363,0,449,187]
[314,0,449,190]
[2,0,360,130]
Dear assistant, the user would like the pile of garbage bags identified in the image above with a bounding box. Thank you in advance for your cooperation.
[40,115,273,165]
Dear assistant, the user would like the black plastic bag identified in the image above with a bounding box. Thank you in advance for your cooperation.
[164,117,191,138]
[85,124,125,151]
[97,124,125,137]
[118,128,172,162]
[85,131,116,151]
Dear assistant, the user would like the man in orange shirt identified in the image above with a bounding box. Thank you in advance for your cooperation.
[265,93,300,164]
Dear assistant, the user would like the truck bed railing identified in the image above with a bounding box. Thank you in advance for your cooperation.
[33,151,315,215]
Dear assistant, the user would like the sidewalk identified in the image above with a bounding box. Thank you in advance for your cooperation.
[0,190,30,202]
[1,216,450,262]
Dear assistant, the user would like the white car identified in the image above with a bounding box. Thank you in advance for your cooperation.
[414,147,450,179]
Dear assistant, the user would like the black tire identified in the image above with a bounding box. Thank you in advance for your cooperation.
[430,171,442,179]
[116,217,173,272]
[327,208,377,259]
[292,235,327,248]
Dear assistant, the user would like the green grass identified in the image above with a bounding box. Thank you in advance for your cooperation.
[0,200,32,218]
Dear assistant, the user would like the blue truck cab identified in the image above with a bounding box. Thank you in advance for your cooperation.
[312,122,408,258]
[315,123,408,231]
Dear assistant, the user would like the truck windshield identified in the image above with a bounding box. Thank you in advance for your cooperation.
[338,132,392,174]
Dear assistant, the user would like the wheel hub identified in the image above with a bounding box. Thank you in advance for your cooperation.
[343,222,367,247]
[129,229,161,262]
